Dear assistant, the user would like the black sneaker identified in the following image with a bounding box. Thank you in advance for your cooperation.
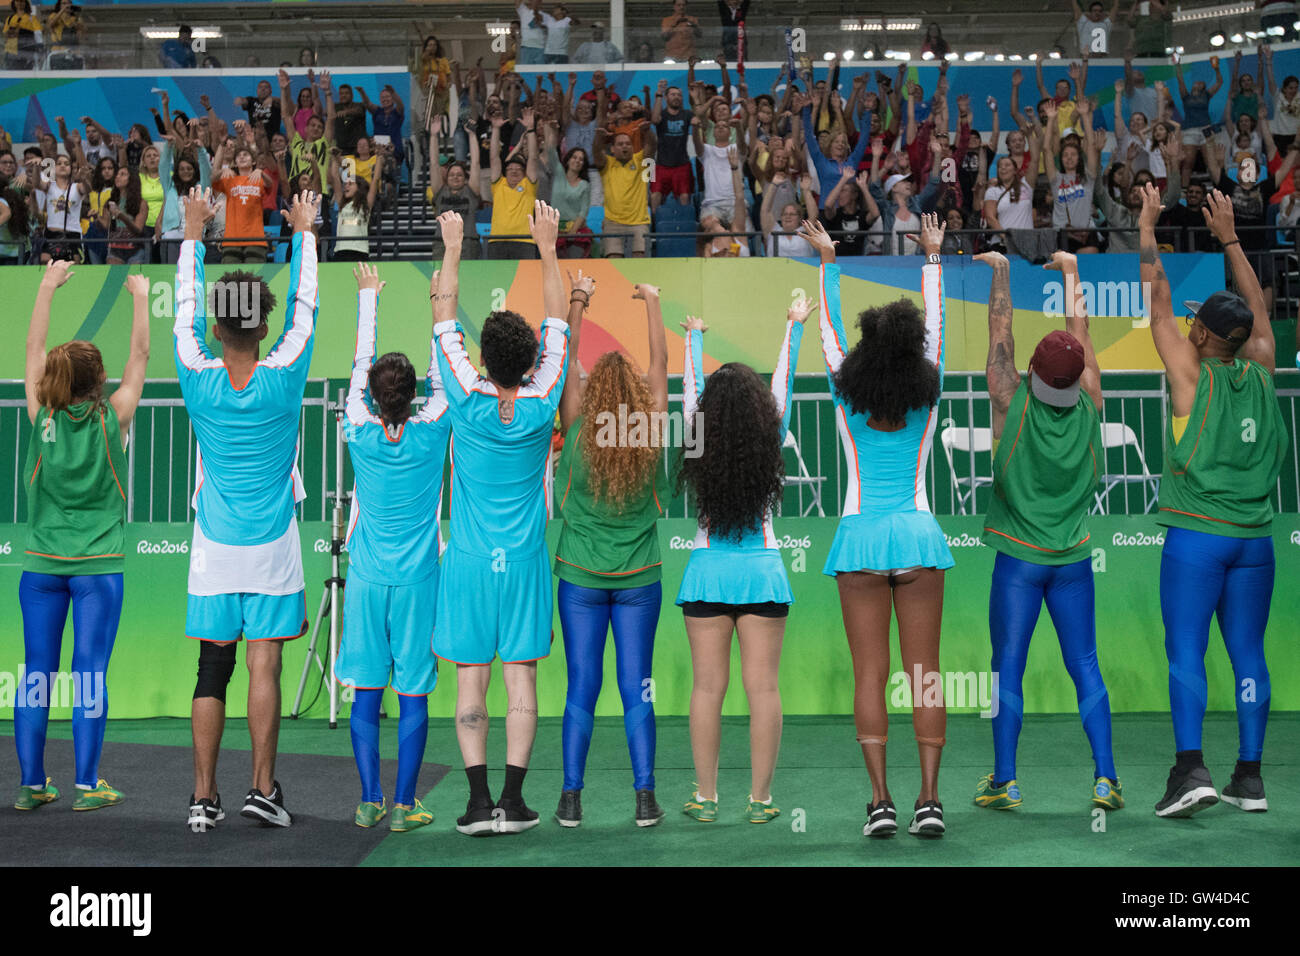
[908,800,945,837]
[555,789,583,828]
[494,796,540,834]
[456,797,497,836]
[188,793,225,833]
[1155,763,1218,818]
[864,800,898,838]
[240,781,292,828]
[635,788,665,828]
[1221,766,1268,813]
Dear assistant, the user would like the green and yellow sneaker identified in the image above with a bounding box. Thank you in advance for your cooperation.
[973,773,1022,810]
[683,787,718,823]
[73,779,124,811]
[1092,776,1124,811]
[354,800,388,828]
[390,799,434,832]
[746,795,781,824]
[15,778,60,811]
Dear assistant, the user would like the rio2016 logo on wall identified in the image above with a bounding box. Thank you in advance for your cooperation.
[1111,532,1165,547]
[136,540,189,555]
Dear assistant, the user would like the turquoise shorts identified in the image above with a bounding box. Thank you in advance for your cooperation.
[434,543,553,665]
[336,573,439,696]
[186,590,308,643]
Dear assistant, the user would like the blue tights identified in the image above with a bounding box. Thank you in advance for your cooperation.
[1160,527,1273,761]
[15,571,124,789]
[557,580,661,792]
[349,689,429,807]
[989,553,1115,783]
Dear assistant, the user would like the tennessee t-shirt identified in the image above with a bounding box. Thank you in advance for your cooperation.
[213,173,268,247]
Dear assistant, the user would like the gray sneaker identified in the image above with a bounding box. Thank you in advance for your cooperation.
[1155,764,1218,818]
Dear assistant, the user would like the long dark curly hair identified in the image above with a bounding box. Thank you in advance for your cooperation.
[677,362,785,540]
[834,299,940,425]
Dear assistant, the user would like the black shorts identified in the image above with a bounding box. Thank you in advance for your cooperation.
[681,600,789,620]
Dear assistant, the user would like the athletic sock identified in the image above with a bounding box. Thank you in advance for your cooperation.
[465,764,491,805]
[394,695,428,807]
[992,779,1012,789]
[349,689,384,805]
[501,764,527,803]
[1235,759,1261,778]
[1174,749,1204,774]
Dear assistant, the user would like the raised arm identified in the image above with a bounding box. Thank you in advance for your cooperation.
[797,218,847,380]
[344,263,384,428]
[681,317,707,421]
[772,299,810,440]
[1137,181,1199,412]
[919,212,947,372]
[1046,250,1102,410]
[173,188,217,382]
[638,283,669,413]
[262,191,322,377]
[558,270,595,431]
[24,261,74,424]
[974,250,1019,437]
[1202,188,1274,373]
[523,201,570,409]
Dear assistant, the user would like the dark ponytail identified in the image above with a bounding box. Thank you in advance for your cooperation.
[368,352,417,428]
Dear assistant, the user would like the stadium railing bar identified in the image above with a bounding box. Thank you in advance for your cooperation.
[3,372,1298,525]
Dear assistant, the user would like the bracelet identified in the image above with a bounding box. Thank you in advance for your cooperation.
[1222,238,1240,248]
[570,293,590,305]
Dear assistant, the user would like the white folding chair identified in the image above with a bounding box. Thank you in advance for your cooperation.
[1093,422,1160,515]
[782,430,826,517]
[939,425,993,515]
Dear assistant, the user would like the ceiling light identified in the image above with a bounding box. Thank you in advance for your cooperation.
[1210,31,1226,46]
[139,26,222,40]
[842,50,855,61]
[964,51,985,61]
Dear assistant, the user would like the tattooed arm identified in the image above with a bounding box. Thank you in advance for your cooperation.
[974,250,1019,439]
[1138,181,1199,416]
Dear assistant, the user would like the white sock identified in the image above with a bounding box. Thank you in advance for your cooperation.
[76,783,93,791]
[749,794,771,806]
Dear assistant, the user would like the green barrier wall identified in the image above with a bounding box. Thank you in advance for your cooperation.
[2,516,1297,720]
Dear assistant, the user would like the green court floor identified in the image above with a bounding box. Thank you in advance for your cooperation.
[14,713,1298,867]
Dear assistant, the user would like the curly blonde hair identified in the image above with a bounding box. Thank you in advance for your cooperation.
[578,352,660,510]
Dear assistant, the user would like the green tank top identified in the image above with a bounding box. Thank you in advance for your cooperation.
[553,416,670,589]
[1157,358,1287,538]
[23,401,127,575]
[983,379,1101,565]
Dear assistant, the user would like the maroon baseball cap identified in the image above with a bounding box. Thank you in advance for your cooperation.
[1029,330,1086,407]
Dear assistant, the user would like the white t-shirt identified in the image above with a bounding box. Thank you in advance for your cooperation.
[1076,14,1112,54]
[701,142,734,208]
[891,207,921,255]
[985,178,1034,230]
[518,3,547,50]
[42,180,84,234]
[1274,91,1300,137]
[767,231,815,258]
[542,13,572,55]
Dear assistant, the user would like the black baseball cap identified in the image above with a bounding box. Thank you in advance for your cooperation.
[1183,291,1253,344]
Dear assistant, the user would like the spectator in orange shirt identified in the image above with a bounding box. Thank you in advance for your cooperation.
[212,137,271,263]
[661,0,701,62]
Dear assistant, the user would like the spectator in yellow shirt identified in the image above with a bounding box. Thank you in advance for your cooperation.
[4,0,42,70]
[592,121,656,257]
[484,106,540,259]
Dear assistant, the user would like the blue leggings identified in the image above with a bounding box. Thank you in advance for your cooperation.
[349,689,429,807]
[1160,527,1273,761]
[989,553,1115,783]
[557,579,661,792]
[15,571,124,789]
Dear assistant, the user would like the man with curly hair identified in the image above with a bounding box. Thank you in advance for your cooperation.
[432,201,571,835]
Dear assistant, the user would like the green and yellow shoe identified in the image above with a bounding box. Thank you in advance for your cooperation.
[73,779,124,811]
[390,798,434,832]
[683,787,718,823]
[746,795,781,824]
[1092,776,1124,811]
[973,773,1022,810]
[15,778,60,811]
[354,800,388,828]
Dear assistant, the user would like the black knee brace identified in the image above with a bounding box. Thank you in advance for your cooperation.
[194,641,237,702]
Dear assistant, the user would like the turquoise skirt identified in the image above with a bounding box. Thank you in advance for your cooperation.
[823,512,955,576]
[676,547,794,606]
